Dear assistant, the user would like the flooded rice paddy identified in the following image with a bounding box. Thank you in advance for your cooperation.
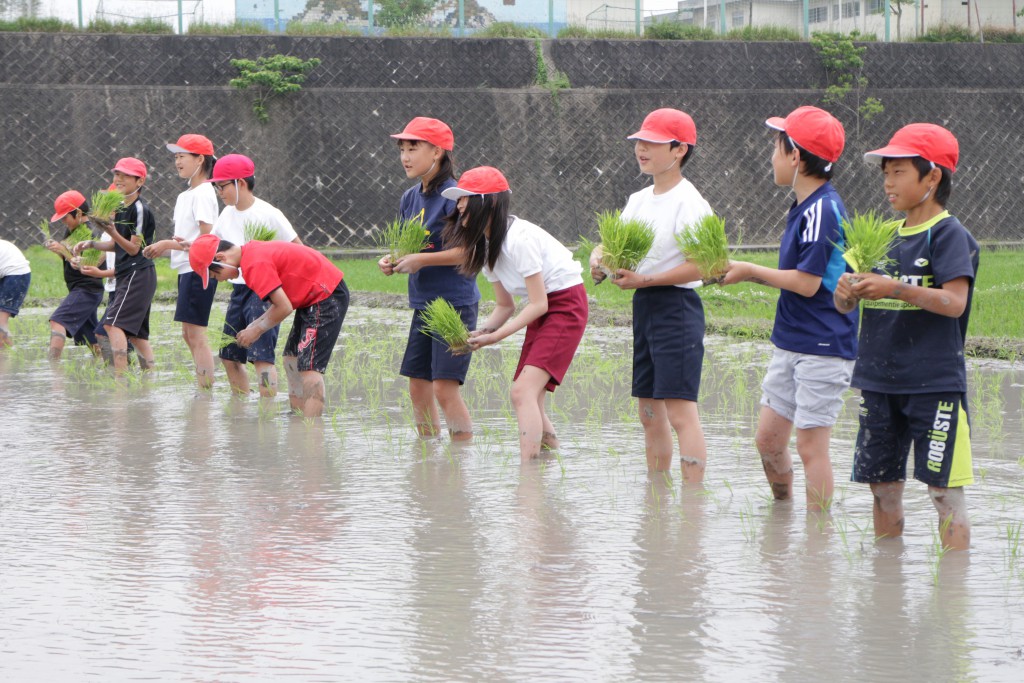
[1,305,1023,681]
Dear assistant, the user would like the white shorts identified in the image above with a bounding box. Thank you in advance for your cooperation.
[760,347,854,429]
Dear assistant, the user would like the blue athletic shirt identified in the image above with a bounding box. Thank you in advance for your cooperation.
[771,182,858,360]
[852,212,978,394]
[400,178,480,310]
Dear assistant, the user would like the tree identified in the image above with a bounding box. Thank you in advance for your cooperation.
[375,0,436,28]
[811,31,884,137]
[886,0,916,41]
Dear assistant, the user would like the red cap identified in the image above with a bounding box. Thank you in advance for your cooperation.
[167,133,214,156]
[390,117,454,151]
[51,190,87,222]
[210,154,255,183]
[627,108,697,146]
[440,166,510,200]
[765,106,845,164]
[189,233,221,290]
[864,123,959,174]
[112,157,147,180]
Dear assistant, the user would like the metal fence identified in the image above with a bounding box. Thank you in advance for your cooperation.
[0,34,1022,252]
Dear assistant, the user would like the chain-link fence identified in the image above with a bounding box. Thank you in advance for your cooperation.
[0,34,1021,252]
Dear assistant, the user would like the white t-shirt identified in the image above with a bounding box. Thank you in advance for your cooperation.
[0,240,30,277]
[212,197,298,285]
[621,178,712,289]
[483,217,583,298]
[170,182,219,273]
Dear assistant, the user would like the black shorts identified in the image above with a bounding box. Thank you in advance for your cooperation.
[632,286,705,401]
[283,280,350,374]
[174,271,218,326]
[220,283,279,365]
[852,390,974,488]
[400,302,478,384]
[51,287,103,343]
[102,267,156,340]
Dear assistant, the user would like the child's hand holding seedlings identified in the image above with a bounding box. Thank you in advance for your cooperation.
[72,239,92,256]
[144,235,189,258]
[377,254,395,276]
[721,260,753,286]
[465,326,498,352]
[392,253,428,274]
[846,272,898,301]
[610,268,648,290]
[588,244,606,284]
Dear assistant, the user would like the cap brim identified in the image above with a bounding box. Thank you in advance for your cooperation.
[166,143,190,153]
[50,210,68,222]
[764,117,787,132]
[626,129,676,144]
[863,144,920,164]
[200,270,210,289]
[390,133,425,142]
[441,187,477,200]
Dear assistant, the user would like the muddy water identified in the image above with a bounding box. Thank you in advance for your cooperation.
[1,306,1023,681]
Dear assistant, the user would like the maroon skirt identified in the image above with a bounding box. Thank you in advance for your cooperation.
[514,283,588,392]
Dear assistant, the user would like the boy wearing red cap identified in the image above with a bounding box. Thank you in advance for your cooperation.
[722,106,857,512]
[835,123,976,550]
[75,157,157,372]
[46,190,103,359]
[144,134,219,389]
[0,239,31,347]
[188,234,348,418]
[381,117,479,440]
[589,108,713,481]
[205,153,302,398]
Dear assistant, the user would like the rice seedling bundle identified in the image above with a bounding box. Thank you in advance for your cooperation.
[592,210,656,280]
[838,211,900,274]
[89,190,125,222]
[677,213,730,284]
[243,220,277,242]
[37,219,52,241]
[378,218,430,265]
[77,247,105,268]
[208,325,239,350]
[57,225,93,262]
[419,297,470,353]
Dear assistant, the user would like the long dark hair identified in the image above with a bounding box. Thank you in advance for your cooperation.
[441,191,511,276]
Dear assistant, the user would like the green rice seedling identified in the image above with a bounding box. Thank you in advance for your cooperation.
[243,220,277,242]
[55,225,93,264]
[89,189,125,222]
[677,213,730,284]
[419,299,471,352]
[590,210,655,282]
[78,247,105,268]
[838,210,900,274]
[377,218,430,265]
[208,324,239,351]
[37,218,52,241]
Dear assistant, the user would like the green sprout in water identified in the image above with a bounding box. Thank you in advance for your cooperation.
[585,210,655,283]
[838,210,900,274]
[420,298,470,353]
[89,190,125,222]
[243,221,277,242]
[677,213,730,284]
[378,218,430,265]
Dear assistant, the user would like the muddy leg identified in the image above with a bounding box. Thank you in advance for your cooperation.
[129,337,155,370]
[434,379,472,441]
[411,378,441,437]
[221,358,250,396]
[665,398,707,484]
[755,406,795,501]
[48,323,67,361]
[511,366,550,461]
[639,399,672,472]
[795,425,835,513]
[929,486,970,551]
[254,360,278,399]
[870,481,905,540]
[182,322,214,390]
[300,370,326,418]
[282,356,302,412]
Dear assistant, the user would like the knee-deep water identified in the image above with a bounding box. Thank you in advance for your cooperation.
[1,305,1023,681]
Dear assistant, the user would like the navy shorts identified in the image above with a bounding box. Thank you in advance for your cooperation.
[401,302,478,384]
[283,280,350,374]
[220,283,279,365]
[51,287,103,344]
[102,267,156,340]
[632,286,705,401]
[0,273,31,316]
[852,390,974,488]
[174,271,218,326]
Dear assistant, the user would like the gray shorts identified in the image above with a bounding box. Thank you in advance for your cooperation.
[760,347,854,429]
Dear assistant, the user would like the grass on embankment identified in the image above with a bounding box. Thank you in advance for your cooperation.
[19,246,1024,356]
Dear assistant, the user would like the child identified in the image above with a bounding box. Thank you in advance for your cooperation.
[0,239,31,347]
[835,123,976,551]
[440,166,588,461]
[143,134,220,389]
[588,108,711,481]
[188,233,349,418]
[74,157,156,372]
[379,117,479,440]
[46,190,104,359]
[722,106,857,512]
[206,154,302,398]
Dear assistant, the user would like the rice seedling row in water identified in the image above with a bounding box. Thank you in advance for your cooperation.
[838,210,900,274]
[419,297,470,353]
[378,218,430,265]
[587,210,656,282]
[89,190,125,222]
[677,213,730,285]
[243,221,277,242]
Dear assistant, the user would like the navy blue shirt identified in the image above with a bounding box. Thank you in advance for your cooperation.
[853,213,978,394]
[399,178,479,309]
[771,182,858,360]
